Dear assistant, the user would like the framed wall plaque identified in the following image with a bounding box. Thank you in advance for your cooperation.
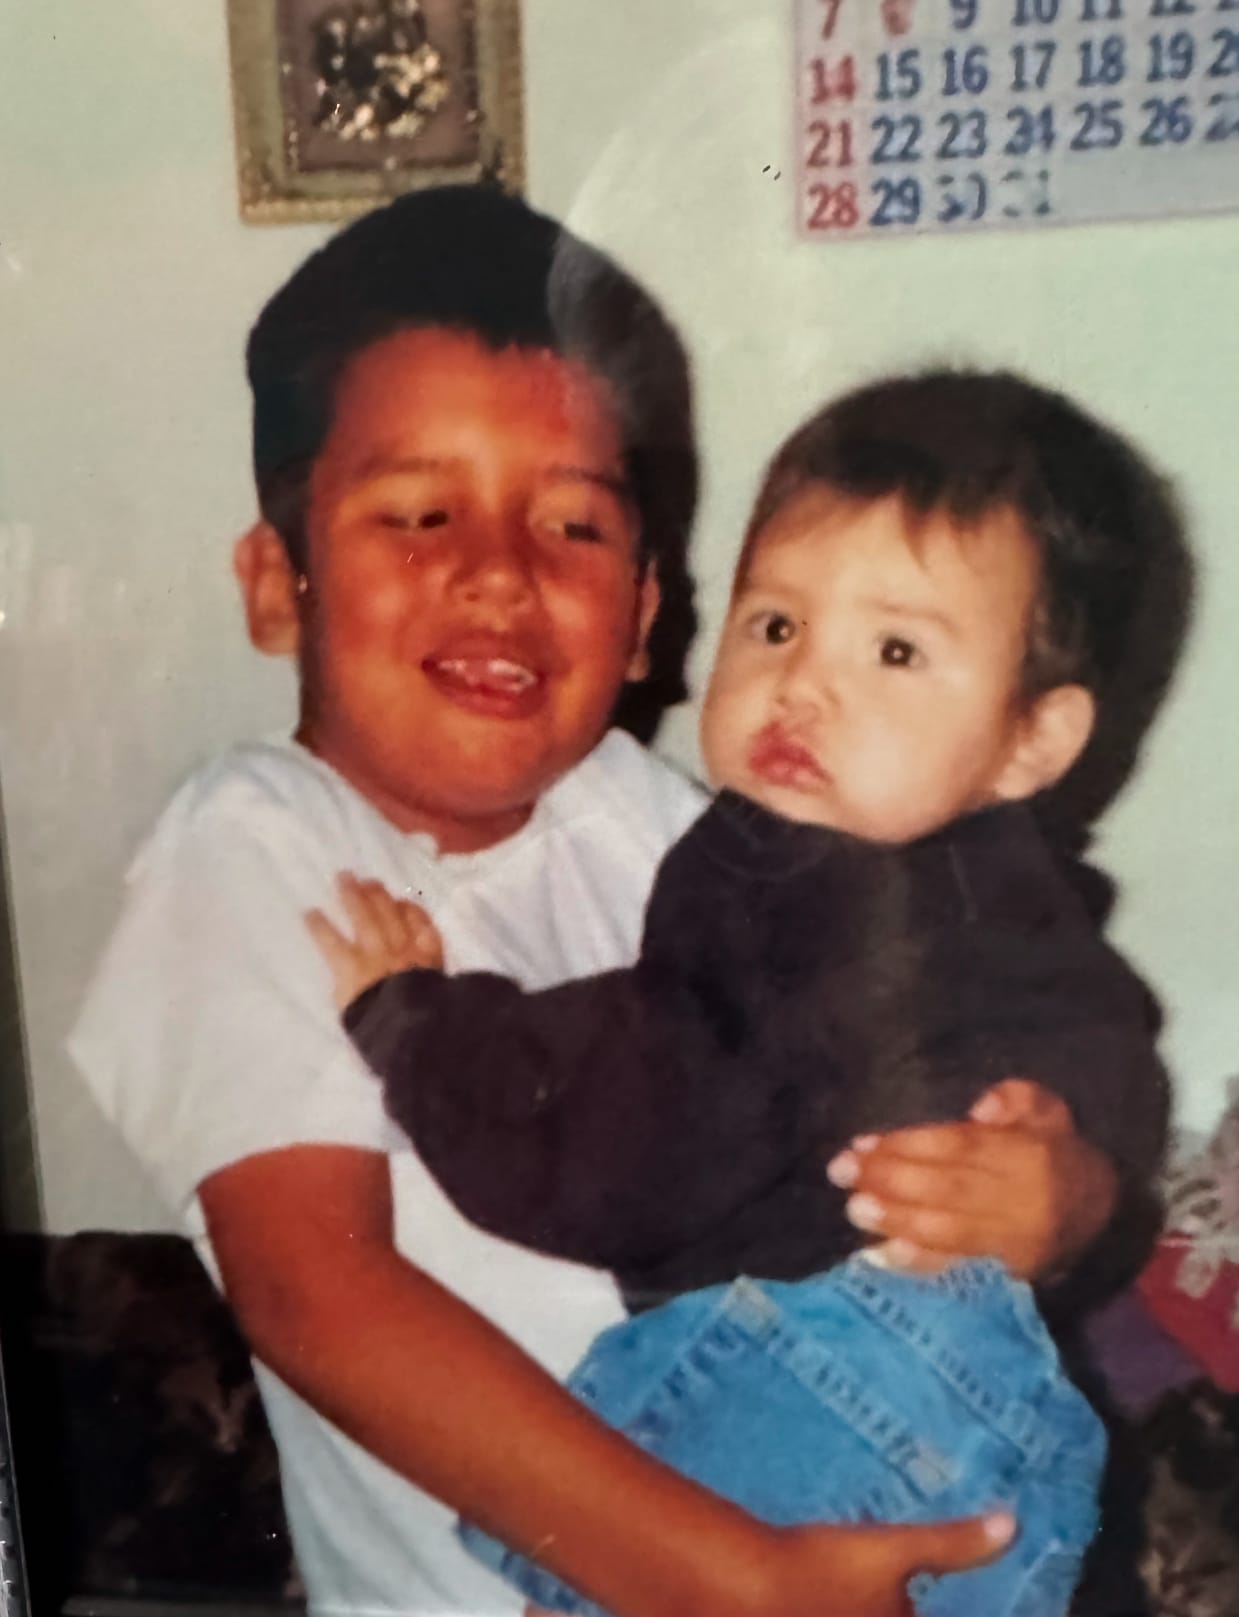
[226,0,524,222]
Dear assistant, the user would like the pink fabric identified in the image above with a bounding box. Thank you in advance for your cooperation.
[1138,1241,1239,1393]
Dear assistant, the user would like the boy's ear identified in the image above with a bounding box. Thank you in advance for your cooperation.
[624,569,662,683]
[994,684,1096,801]
[234,523,302,658]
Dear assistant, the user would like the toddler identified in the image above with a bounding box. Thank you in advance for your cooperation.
[310,371,1172,1617]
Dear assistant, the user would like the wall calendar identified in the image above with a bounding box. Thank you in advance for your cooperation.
[796,0,1239,237]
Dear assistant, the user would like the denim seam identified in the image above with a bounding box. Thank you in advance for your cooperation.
[828,1262,1061,1470]
[578,1284,746,1442]
[720,1280,958,1500]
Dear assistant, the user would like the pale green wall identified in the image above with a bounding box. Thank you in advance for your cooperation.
[1,1,1235,1232]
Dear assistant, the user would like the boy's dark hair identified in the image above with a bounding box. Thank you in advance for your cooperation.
[743,369,1193,823]
[245,185,698,736]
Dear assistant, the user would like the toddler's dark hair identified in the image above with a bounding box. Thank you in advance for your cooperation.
[743,369,1193,821]
[244,185,698,733]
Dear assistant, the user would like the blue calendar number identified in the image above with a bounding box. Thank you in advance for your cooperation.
[872,114,924,162]
[1011,40,1056,92]
[870,177,923,226]
[1078,35,1127,87]
[942,46,990,95]
[937,171,988,224]
[1013,0,1059,23]
[1148,31,1196,81]
[876,49,924,100]
[1070,99,1124,148]
[999,167,1053,218]
[1210,29,1239,75]
[1005,105,1056,153]
[1204,89,1239,135]
[937,109,989,157]
[1140,94,1194,142]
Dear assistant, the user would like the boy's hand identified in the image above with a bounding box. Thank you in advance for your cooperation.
[826,1078,1116,1281]
[306,873,444,1010]
[757,1511,1016,1617]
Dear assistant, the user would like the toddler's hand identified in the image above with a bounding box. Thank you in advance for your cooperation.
[306,873,444,1010]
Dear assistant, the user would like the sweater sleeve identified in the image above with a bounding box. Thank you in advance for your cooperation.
[342,962,779,1273]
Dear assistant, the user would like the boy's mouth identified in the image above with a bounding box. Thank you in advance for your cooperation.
[435,656,538,693]
[422,638,547,719]
[748,724,827,789]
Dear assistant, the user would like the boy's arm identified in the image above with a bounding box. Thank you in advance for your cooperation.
[833,1003,1168,1294]
[201,1143,1012,1617]
[343,964,771,1270]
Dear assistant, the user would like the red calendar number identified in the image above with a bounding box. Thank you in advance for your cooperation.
[818,0,845,38]
[808,55,858,102]
[807,182,861,229]
[806,119,856,167]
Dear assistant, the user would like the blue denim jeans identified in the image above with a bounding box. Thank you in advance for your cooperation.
[460,1258,1105,1617]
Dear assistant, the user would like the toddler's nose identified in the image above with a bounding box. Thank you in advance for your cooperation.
[774,638,837,719]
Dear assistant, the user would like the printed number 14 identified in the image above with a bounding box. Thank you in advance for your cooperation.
[810,56,859,101]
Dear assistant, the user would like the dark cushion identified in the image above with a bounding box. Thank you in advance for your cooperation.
[2,1231,300,1612]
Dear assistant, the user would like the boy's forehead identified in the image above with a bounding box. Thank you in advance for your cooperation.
[318,326,630,475]
[337,326,619,412]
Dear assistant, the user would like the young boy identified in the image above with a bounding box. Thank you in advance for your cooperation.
[70,187,1130,1617]
[310,371,1176,1617]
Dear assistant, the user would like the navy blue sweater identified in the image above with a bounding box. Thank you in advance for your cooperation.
[345,796,1168,1319]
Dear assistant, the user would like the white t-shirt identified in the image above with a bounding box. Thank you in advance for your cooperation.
[69,729,706,1616]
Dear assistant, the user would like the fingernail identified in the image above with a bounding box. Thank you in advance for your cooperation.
[983,1512,1017,1546]
[852,1134,878,1153]
[846,1193,885,1231]
[826,1152,858,1188]
[970,1095,1003,1122]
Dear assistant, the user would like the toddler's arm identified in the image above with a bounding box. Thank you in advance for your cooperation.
[307,877,779,1273]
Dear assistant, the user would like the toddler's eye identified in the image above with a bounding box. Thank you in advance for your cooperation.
[879,636,922,668]
[755,612,797,646]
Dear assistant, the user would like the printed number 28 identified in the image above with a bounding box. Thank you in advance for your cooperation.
[807,183,861,228]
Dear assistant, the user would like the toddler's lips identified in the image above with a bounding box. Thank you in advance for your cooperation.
[422,653,545,718]
[748,726,826,789]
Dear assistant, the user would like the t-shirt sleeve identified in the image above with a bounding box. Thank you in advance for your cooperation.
[68,787,401,1224]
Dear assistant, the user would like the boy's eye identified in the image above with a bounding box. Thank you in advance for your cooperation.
[378,508,450,532]
[561,519,602,543]
[878,635,923,669]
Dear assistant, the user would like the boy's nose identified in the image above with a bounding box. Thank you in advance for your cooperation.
[455,523,536,611]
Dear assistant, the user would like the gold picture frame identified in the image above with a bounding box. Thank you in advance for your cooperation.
[226,0,524,224]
